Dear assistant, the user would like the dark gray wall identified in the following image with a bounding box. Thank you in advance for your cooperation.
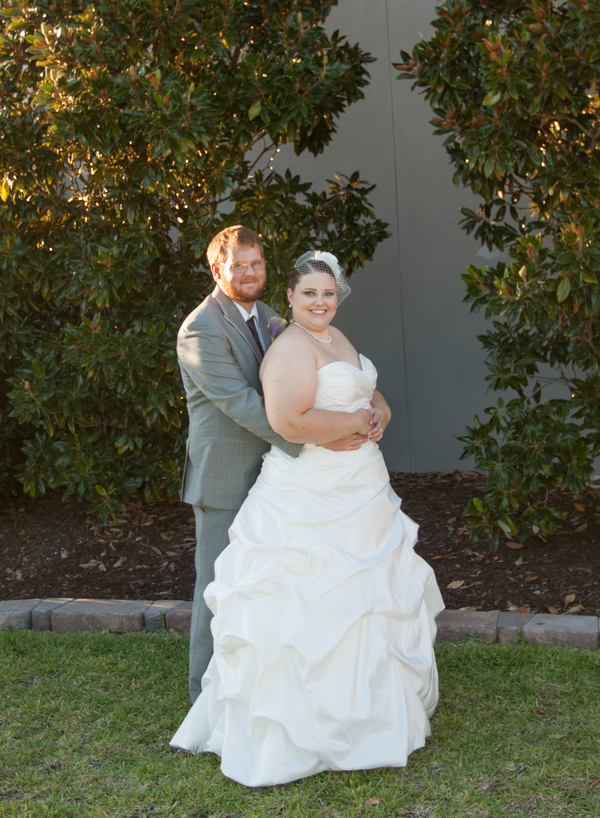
[271,0,497,472]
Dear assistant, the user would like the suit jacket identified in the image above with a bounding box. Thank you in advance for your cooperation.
[177,286,302,510]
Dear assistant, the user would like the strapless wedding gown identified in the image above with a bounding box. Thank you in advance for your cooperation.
[170,354,444,787]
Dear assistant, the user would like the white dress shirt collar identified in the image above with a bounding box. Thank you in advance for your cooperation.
[232,300,259,323]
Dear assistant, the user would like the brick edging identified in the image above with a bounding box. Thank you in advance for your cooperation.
[0,599,598,649]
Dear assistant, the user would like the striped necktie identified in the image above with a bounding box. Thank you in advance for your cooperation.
[246,315,264,357]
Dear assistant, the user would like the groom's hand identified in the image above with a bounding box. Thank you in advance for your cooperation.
[319,433,368,452]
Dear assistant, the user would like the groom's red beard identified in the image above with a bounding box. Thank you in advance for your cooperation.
[220,276,266,304]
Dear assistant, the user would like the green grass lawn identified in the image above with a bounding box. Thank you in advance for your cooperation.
[0,630,598,818]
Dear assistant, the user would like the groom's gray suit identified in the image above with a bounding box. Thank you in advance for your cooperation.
[177,286,301,701]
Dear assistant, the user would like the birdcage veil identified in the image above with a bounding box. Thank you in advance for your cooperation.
[292,251,351,305]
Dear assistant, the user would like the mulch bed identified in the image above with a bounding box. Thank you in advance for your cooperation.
[1,471,599,615]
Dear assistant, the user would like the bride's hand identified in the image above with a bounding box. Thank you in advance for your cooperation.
[368,406,391,443]
[354,408,373,436]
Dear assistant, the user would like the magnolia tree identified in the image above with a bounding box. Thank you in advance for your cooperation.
[396,0,600,548]
[0,0,389,516]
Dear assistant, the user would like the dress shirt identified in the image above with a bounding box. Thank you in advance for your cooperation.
[233,300,266,350]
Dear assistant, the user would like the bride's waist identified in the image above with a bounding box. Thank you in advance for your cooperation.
[270,439,379,464]
[301,440,379,461]
[257,440,386,496]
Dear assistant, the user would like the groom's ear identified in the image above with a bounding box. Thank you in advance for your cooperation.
[211,263,221,281]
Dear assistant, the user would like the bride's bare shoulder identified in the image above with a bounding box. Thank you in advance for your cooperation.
[269,324,314,355]
[261,325,316,377]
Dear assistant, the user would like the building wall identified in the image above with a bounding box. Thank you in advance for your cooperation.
[271,0,499,472]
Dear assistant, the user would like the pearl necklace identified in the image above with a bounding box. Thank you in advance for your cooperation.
[291,319,332,343]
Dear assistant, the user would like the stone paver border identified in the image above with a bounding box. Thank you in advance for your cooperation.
[0,599,598,648]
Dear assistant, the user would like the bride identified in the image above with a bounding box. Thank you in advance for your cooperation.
[170,251,444,787]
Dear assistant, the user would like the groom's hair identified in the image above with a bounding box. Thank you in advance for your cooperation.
[207,225,263,268]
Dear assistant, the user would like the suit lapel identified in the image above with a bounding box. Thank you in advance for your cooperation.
[212,286,263,364]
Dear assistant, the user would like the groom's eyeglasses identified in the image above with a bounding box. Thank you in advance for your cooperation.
[226,259,266,274]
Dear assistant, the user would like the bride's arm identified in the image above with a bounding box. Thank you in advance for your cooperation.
[262,337,372,445]
[368,390,392,443]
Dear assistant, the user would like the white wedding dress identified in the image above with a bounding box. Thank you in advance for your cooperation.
[170,354,445,787]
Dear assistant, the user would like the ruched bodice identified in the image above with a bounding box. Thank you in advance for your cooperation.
[313,354,377,413]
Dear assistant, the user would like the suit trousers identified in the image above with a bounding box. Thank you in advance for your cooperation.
[189,505,238,702]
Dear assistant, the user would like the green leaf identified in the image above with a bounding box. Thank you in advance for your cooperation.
[497,520,509,534]
[557,277,571,302]
[483,155,495,178]
[581,270,598,284]
[248,100,262,120]
[482,91,501,107]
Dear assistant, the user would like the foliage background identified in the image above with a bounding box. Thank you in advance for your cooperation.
[397,0,600,548]
[0,0,390,516]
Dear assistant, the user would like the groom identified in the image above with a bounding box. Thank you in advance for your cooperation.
[178,225,366,701]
